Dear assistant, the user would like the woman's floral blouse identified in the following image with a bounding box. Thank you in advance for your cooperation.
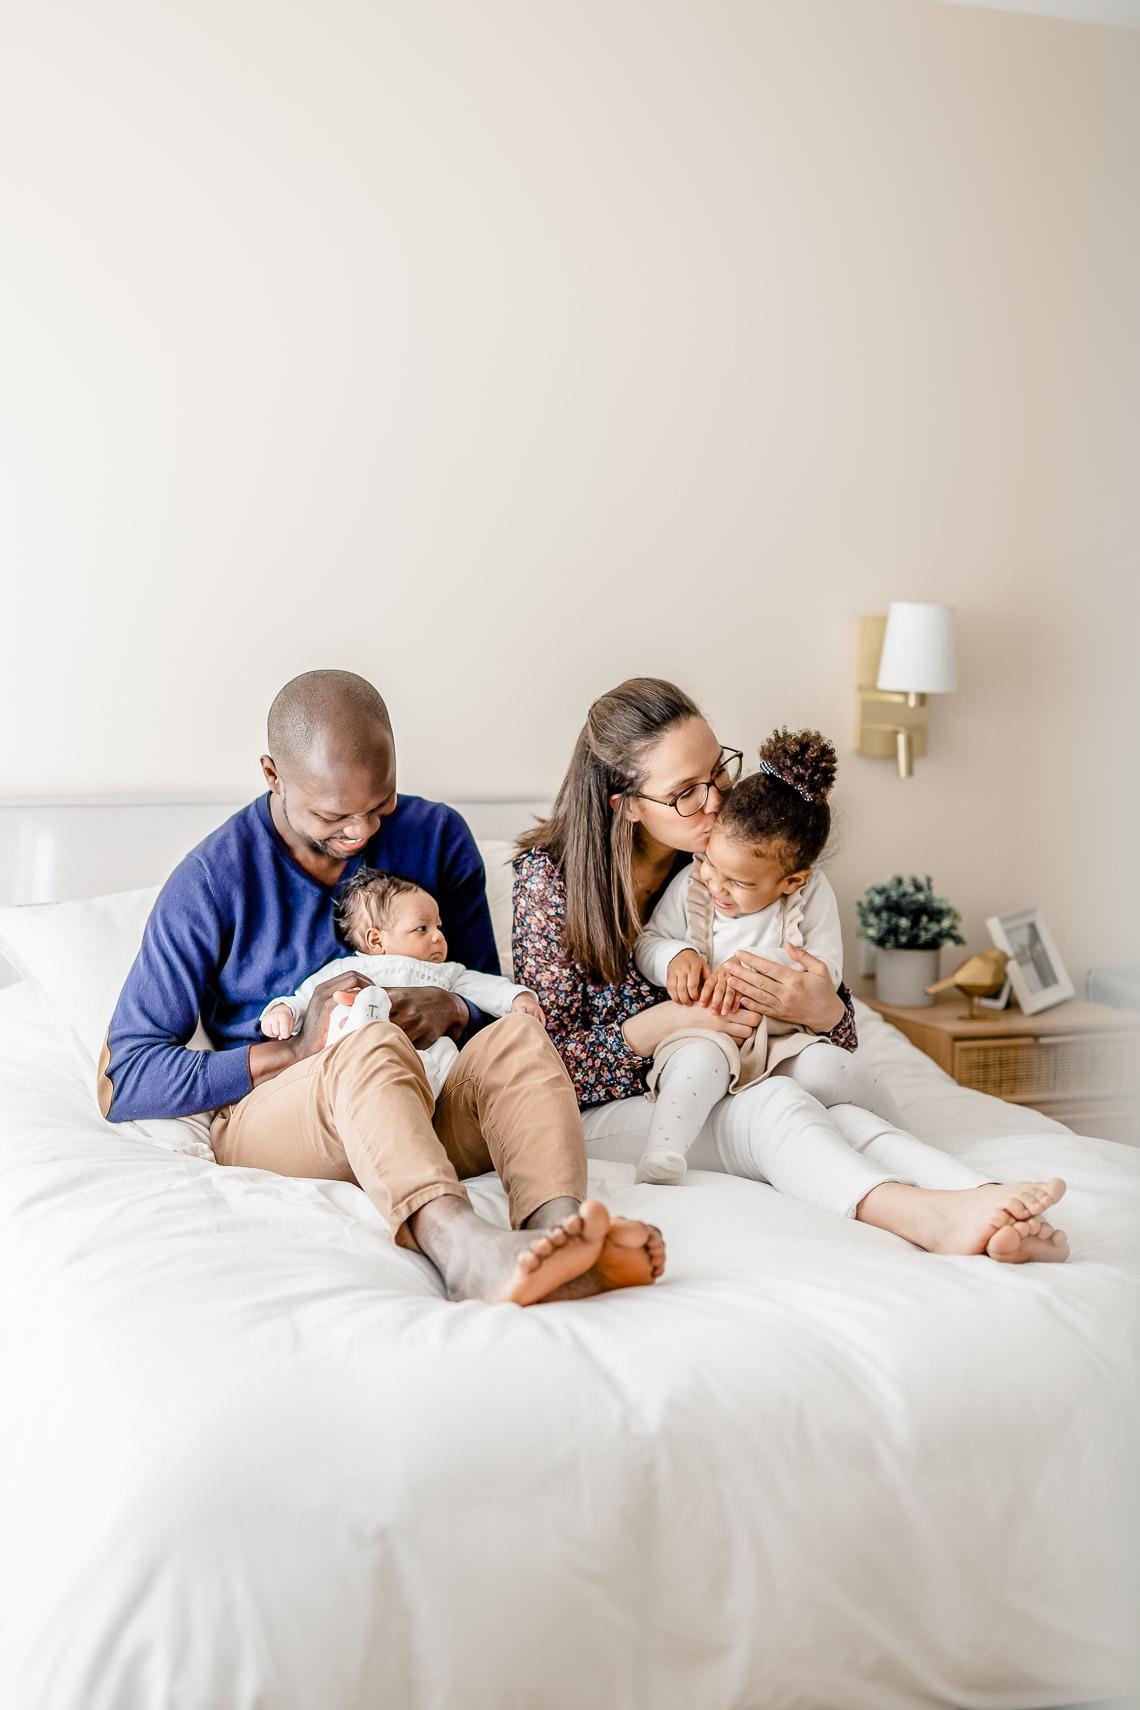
[512,845,858,1109]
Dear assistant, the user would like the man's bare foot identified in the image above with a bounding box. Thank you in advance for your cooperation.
[596,1218,666,1287]
[503,1199,614,1304]
[408,1197,667,1304]
[858,1177,1069,1263]
[540,1218,667,1300]
[406,1195,609,1304]
[524,1197,665,1289]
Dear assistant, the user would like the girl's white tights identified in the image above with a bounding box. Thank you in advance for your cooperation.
[637,1043,732,1184]
[636,1038,907,1186]
[773,1041,908,1130]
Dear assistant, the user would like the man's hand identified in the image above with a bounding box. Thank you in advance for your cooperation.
[511,992,547,1026]
[293,971,373,1060]
[385,986,469,1048]
[249,971,372,1088]
[667,949,709,1004]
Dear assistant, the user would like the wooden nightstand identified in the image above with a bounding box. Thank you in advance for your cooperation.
[852,980,1140,1145]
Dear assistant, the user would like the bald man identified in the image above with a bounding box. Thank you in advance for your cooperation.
[100,671,664,1304]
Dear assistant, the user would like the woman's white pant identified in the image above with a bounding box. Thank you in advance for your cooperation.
[581,1072,986,1219]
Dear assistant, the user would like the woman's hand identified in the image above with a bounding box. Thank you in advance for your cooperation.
[674,1000,755,1042]
[722,945,845,1034]
[697,966,740,1015]
[621,997,755,1058]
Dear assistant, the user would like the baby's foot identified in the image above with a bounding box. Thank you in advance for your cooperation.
[635,1150,687,1186]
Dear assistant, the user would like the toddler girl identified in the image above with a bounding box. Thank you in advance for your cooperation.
[261,867,544,1099]
[633,728,908,1184]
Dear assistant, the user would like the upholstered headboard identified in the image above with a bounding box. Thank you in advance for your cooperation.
[0,795,549,987]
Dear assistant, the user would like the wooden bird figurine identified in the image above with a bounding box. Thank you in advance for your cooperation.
[926,949,1010,1019]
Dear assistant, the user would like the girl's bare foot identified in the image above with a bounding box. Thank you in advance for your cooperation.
[858,1177,1069,1263]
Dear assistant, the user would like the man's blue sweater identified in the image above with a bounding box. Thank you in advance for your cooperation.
[103,793,498,1122]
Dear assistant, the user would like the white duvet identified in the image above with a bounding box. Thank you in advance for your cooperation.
[0,979,1137,1710]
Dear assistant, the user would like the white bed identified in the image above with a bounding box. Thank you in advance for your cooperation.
[0,800,1137,1710]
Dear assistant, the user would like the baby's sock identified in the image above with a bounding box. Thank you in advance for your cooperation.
[637,1040,732,1185]
[326,983,392,1048]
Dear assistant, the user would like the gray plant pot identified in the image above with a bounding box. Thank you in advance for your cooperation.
[874,947,940,1007]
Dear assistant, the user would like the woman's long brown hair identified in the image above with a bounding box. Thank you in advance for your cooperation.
[517,678,701,986]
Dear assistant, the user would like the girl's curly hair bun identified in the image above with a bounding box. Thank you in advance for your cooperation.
[758,728,837,805]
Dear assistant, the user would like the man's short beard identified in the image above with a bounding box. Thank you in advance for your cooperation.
[281,791,342,859]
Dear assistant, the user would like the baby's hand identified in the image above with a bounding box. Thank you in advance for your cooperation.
[698,967,740,1015]
[667,949,709,1005]
[261,1002,296,1040]
[512,992,547,1027]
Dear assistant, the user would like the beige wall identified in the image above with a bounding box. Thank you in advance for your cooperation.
[1,0,1137,987]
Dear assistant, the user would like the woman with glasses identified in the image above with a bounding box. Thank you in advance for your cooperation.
[512,678,1069,1262]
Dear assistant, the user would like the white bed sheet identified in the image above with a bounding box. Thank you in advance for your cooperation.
[0,980,1137,1710]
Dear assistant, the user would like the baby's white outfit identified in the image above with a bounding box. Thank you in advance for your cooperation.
[261,955,534,1100]
[632,863,904,1184]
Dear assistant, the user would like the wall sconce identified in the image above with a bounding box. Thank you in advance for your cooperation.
[855,602,957,778]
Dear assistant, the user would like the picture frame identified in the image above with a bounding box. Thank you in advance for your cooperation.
[985,908,1074,1016]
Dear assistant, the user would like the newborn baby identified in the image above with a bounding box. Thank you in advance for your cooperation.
[261,867,544,1099]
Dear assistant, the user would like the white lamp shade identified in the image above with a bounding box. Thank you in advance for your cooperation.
[876,601,957,694]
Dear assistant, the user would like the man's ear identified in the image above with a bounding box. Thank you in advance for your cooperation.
[781,868,810,895]
[260,754,281,793]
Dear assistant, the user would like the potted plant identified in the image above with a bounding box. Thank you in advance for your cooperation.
[855,875,965,1007]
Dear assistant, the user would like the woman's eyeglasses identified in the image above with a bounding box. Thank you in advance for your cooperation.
[630,747,743,818]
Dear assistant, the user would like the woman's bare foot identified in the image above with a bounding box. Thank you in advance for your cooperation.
[857,1177,1069,1263]
[986,1217,1070,1264]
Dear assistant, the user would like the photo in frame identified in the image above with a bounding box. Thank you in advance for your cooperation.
[985,908,1074,1016]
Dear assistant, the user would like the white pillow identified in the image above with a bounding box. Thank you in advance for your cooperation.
[0,839,519,1159]
[0,885,158,1068]
[478,838,517,977]
[0,885,214,1159]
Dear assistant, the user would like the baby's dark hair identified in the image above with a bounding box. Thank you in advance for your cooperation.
[334,866,425,949]
[717,728,838,873]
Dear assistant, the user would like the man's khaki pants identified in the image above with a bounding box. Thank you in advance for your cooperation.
[211,1013,588,1246]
